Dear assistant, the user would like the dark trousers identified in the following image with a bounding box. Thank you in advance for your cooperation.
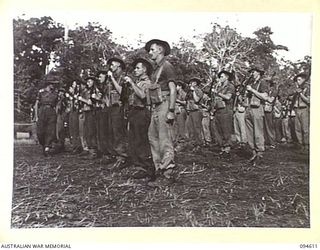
[96,109,112,156]
[274,117,283,142]
[109,106,127,158]
[128,108,152,169]
[84,110,97,151]
[68,110,81,149]
[188,110,203,145]
[37,105,57,148]
[215,107,233,147]
[264,112,276,145]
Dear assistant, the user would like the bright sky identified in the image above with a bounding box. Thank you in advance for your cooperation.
[14,11,313,62]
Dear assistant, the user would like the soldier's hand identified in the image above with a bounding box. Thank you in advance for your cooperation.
[296,88,302,94]
[124,76,133,85]
[107,71,113,77]
[246,85,253,92]
[88,99,92,105]
[166,111,175,125]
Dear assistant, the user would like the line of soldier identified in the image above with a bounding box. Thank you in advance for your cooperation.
[34,38,310,185]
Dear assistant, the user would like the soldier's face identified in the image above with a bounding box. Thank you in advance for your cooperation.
[110,61,121,72]
[134,63,145,77]
[87,79,94,88]
[149,44,162,60]
[252,70,261,80]
[219,73,227,83]
[98,73,107,83]
[296,77,306,86]
[177,85,181,91]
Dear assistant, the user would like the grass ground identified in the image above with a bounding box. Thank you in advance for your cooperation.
[11,141,309,228]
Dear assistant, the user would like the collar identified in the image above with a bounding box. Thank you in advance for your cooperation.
[155,57,166,68]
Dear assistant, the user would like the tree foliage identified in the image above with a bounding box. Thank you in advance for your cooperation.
[13,17,311,122]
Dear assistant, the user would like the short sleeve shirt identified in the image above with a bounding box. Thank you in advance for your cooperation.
[128,75,151,107]
[151,58,176,91]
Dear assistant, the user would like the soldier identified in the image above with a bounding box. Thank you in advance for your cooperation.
[54,87,68,153]
[34,76,59,156]
[233,84,247,148]
[123,58,155,180]
[78,76,101,159]
[289,73,310,153]
[263,80,278,149]
[106,57,128,168]
[145,39,177,182]
[66,80,82,154]
[212,70,235,155]
[185,77,204,149]
[95,69,113,161]
[174,80,187,143]
[244,67,270,165]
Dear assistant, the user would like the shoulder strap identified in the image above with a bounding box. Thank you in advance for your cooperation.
[154,65,164,85]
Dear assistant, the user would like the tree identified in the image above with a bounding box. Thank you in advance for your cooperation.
[54,22,128,84]
[14,16,64,120]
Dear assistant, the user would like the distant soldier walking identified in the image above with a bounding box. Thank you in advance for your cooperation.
[35,76,59,156]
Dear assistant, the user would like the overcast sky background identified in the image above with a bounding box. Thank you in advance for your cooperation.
[14,11,313,62]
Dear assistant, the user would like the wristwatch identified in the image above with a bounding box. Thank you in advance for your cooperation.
[169,108,175,112]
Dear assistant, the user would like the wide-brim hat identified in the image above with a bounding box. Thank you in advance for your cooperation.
[107,57,126,70]
[218,70,234,81]
[249,67,265,76]
[85,75,97,82]
[293,73,309,82]
[132,57,154,76]
[96,69,109,77]
[189,77,202,85]
[145,39,171,56]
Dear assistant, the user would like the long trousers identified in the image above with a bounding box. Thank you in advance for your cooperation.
[174,108,187,142]
[37,105,57,148]
[245,106,265,152]
[68,110,81,149]
[233,110,247,144]
[188,110,203,146]
[128,107,153,170]
[148,99,175,171]
[201,112,212,143]
[215,107,233,147]
[294,107,309,146]
[109,106,127,158]
[264,112,276,146]
[84,110,97,152]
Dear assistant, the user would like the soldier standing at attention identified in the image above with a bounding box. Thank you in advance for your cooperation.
[145,39,177,182]
[35,76,59,156]
[106,57,128,168]
[244,67,270,165]
[212,70,235,155]
[289,73,310,153]
[123,58,155,180]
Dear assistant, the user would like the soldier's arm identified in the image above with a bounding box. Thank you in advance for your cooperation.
[168,81,176,111]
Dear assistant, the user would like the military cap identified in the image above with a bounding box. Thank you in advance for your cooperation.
[107,57,126,70]
[176,80,187,90]
[145,39,171,56]
[132,57,154,76]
